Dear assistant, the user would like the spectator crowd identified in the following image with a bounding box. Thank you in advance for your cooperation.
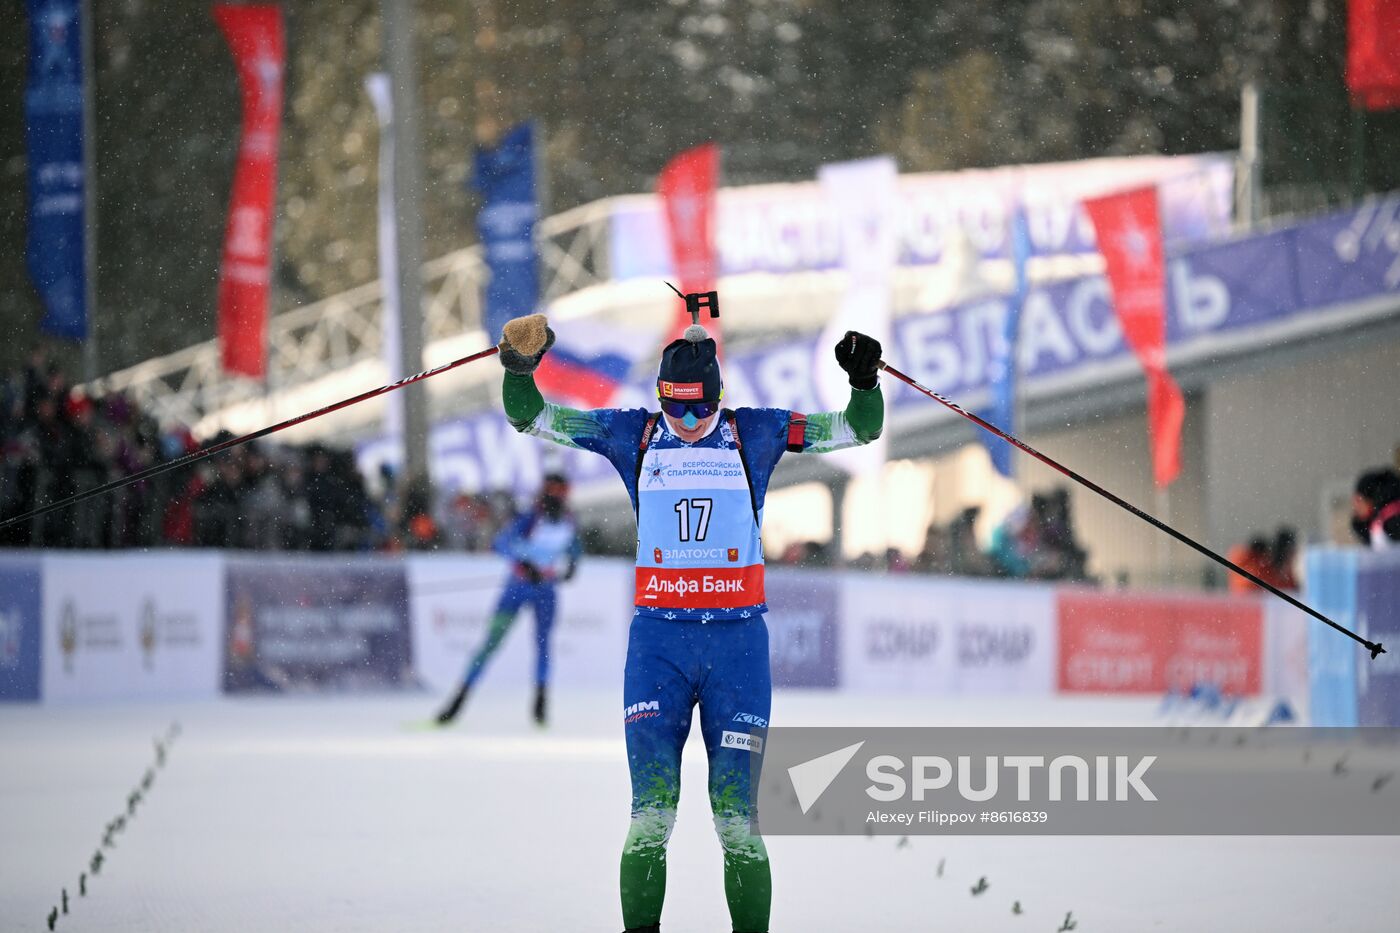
[777,488,1092,582]
[13,347,1392,579]
[3,352,1099,581]
[0,350,517,553]
[1352,466,1400,550]
[1221,461,1400,595]
[1226,528,1299,594]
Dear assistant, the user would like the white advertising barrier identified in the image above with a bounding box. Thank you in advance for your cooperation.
[408,554,631,695]
[41,553,224,702]
[1264,598,1313,720]
[839,575,1057,695]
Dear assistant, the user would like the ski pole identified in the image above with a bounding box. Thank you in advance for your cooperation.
[0,346,501,533]
[878,360,1384,659]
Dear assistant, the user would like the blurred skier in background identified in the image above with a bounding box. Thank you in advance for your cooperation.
[435,472,581,726]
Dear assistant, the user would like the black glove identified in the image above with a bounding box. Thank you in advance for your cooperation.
[520,562,547,584]
[834,331,882,390]
[498,318,556,375]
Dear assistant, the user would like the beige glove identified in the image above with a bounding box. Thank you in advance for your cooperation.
[498,314,555,374]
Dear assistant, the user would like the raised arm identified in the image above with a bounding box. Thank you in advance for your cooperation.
[497,314,645,463]
[798,331,885,454]
[504,371,619,450]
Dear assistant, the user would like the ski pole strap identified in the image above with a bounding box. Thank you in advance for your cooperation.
[786,412,807,453]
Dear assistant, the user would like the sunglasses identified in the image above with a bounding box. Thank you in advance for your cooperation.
[658,398,721,420]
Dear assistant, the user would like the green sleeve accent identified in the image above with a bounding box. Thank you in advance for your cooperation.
[845,385,884,443]
[502,372,545,430]
[503,384,615,452]
[798,385,884,454]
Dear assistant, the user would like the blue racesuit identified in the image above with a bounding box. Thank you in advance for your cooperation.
[460,509,581,691]
[509,389,879,932]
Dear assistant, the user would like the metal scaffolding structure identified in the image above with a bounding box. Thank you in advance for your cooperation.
[92,197,613,432]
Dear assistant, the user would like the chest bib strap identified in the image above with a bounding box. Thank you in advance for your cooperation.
[633,413,662,511]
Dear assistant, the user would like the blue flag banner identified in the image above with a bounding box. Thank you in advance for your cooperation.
[24,0,89,340]
[981,209,1032,477]
[472,122,540,344]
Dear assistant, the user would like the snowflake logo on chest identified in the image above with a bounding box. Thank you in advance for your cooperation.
[644,460,672,488]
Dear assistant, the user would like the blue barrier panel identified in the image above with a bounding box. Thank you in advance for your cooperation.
[0,558,43,701]
[1305,549,1359,726]
[1356,551,1400,726]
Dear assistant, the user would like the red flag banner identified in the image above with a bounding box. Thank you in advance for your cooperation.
[657,143,720,351]
[213,4,284,378]
[1084,186,1184,488]
[1348,0,1400,111]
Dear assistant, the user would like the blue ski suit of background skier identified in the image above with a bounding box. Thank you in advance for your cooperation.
[435,472,581,726]
[492,309,884,933]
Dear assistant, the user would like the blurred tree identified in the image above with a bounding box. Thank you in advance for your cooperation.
[0,0,1394,380]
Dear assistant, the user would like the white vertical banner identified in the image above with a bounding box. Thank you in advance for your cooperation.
[41,554,224,702]
[407,554,632,694]
[814,156,898,476]
[366,73,404,444]
[837,575,1057,695]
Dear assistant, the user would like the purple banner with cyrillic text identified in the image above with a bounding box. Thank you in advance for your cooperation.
[224,557,411,693]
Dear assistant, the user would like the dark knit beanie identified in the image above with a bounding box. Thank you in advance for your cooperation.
[656,326,722,402]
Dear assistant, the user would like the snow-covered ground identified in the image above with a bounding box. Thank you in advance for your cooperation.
[2,689,1396,932]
